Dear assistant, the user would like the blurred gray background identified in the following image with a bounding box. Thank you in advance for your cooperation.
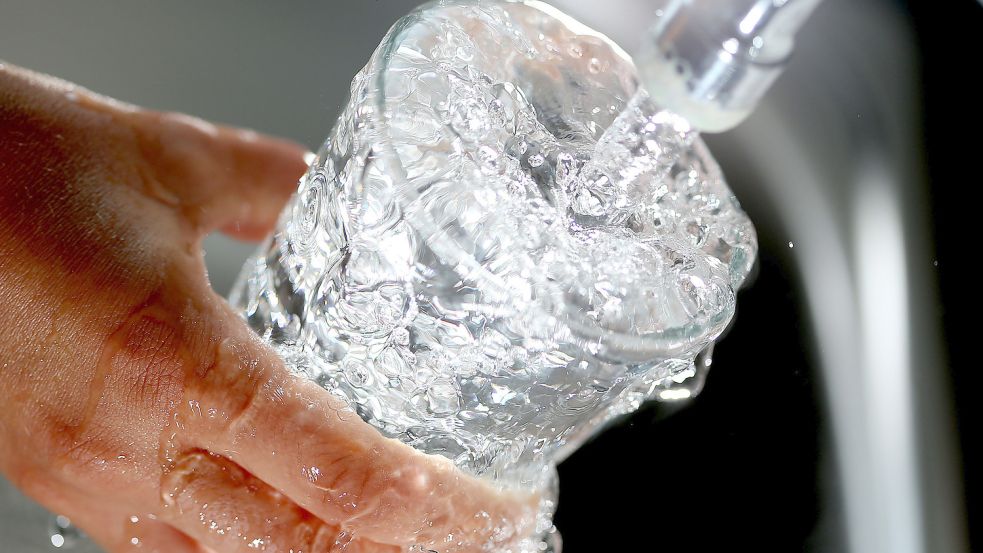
[1,1,972,552]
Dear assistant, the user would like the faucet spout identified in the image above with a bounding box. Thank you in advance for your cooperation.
[636,0,823,132]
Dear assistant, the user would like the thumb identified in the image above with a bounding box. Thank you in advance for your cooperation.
[124,109,311,242]
[0,61,310,242]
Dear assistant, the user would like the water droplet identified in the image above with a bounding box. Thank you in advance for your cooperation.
[48,515,81,549]
[654,344,714,402]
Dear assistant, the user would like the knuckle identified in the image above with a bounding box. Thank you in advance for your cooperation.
[159,449,217,510]
[301,443,385,525]
[308,449,367,502]
[191,336,277,444]
[305,446,441,540]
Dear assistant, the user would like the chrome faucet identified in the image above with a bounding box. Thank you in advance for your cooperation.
[636,0,823,132]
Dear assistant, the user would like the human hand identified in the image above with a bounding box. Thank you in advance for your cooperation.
[0,62,534,553]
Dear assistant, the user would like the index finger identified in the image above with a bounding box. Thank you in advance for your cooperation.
[181,301,539,551]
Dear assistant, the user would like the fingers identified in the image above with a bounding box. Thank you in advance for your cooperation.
[182,327,537,551]
[124,110,310,241]
[159,450,399,553]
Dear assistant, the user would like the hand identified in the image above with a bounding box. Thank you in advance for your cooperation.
[0,62,534,553]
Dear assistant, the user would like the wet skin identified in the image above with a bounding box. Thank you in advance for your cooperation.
[0,63,535,553]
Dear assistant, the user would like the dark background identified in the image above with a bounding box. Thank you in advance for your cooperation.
[559,2,980,552]
[907,0,979,550]
[0,1,977,552]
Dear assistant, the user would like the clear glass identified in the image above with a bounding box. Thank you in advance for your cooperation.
[230,0,756,541]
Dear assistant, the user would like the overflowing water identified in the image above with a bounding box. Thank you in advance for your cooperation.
[231,1,756,549]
